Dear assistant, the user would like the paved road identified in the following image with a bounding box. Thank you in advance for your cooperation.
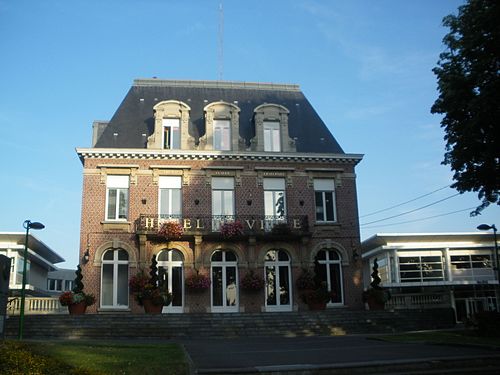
[181,335,500,373]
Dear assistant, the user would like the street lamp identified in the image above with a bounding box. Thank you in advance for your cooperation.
[18,220,44,340]
[477,224,499,282]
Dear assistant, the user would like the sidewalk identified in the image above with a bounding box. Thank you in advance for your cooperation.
[180,335,500,374]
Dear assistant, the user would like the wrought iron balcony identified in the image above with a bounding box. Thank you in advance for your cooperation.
[136,214,309,238]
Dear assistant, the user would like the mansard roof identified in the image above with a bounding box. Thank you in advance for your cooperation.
[93,79,344,154]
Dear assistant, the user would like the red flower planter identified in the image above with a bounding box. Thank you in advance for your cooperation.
[68,301,87,315]
[143,298,163,314]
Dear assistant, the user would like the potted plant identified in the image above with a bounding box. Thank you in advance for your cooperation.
[185,270,211,292]
[362,258,391,310]
[220,221,244,238]
[301,282,331,310]
[158,220,184,241]
[129,255,171,314]
[59,265,96,314]
[240,270,265,292]
[296,268,316,291]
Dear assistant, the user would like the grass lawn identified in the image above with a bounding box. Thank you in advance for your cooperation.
[375,330,500,349]
[0,340,189,375]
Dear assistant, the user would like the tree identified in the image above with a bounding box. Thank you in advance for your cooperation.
[73,265,84,294]
[431,0,500,215]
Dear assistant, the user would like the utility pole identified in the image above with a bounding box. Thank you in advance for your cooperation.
[218,1,224,81]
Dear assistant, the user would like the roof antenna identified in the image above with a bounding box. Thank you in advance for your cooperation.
[218,1,224,81]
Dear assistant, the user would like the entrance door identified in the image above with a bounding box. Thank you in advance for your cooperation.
[211,250,238,312]
[157,249,184,313]
[265,250,292,312]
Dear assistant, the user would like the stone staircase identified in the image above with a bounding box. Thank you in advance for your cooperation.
[4,308,455,340]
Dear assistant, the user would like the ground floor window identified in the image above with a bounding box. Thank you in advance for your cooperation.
[315,250,344,305]
[211,250,238,312]
[158,249,184,313]
[101,249,129,308]
[265,250,292,312]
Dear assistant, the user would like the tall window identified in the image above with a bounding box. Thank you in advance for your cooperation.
[264,178,286,230]
[316,250,343,305]
[263,121,280,152]
[314,179,336,222]
[213,120,231,151]
[158,249,184,313]
[106,175,129,221]
[265,250,292,311]
[159,176,182,219]
[163,118,180,149]
[211,250,238,312]
[101,249,129,308]
[212,177,235,230]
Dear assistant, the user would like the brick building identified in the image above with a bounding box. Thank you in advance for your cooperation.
[76,79,364,313]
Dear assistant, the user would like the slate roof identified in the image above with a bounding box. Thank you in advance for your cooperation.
[94,79,345,154]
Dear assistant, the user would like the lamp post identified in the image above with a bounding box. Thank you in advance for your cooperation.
[477,224,499,283]
[18,220,44,340]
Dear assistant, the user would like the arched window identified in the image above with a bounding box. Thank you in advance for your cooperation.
[211,250,238,312]
[157,249,184,313]
[315,250,343,305]
[264,249,292,311]
[101,249,129,308]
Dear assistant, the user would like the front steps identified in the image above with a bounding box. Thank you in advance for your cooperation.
[4,308,455,340]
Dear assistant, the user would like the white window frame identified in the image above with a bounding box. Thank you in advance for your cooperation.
[159,176,182,220]
[314,179,337,223]
[100,249,129,309]
[317,250,344,306]
[213,119,231,151]
[398,251,445,283]
[264,250,292,312]
[162,118,181,150]
[263,177,287,220]
[211,250,239,313]
[105,175,129,221]
[158,249,184,314]
[212,177,235,230]
[263,121,281,152]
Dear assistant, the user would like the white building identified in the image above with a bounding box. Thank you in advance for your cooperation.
[361,232,499,322]
[0,233,65,296]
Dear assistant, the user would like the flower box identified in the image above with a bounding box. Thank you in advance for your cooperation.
[158,221,184,241]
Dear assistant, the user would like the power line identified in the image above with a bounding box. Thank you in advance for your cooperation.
[360,192,461,226]
[361,206,477,229]
[360,184,451,218]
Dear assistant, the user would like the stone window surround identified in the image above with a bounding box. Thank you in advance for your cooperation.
[148,100,195,150]
[251,103,296,152]
[199,101,244,151]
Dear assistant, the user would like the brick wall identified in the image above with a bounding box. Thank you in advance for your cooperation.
[79,156,363,312]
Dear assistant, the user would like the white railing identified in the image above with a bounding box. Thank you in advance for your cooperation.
[7,297,67,315]
[386,293,451,310]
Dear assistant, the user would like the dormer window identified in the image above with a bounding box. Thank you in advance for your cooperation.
[252,104,296,153]
[148,101,194,150]
[213,120,231,151]
[163,119,181,149]
[263,121,281,152]
[200,101,243,151]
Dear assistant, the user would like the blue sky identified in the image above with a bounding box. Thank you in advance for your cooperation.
[1,0,498,268]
